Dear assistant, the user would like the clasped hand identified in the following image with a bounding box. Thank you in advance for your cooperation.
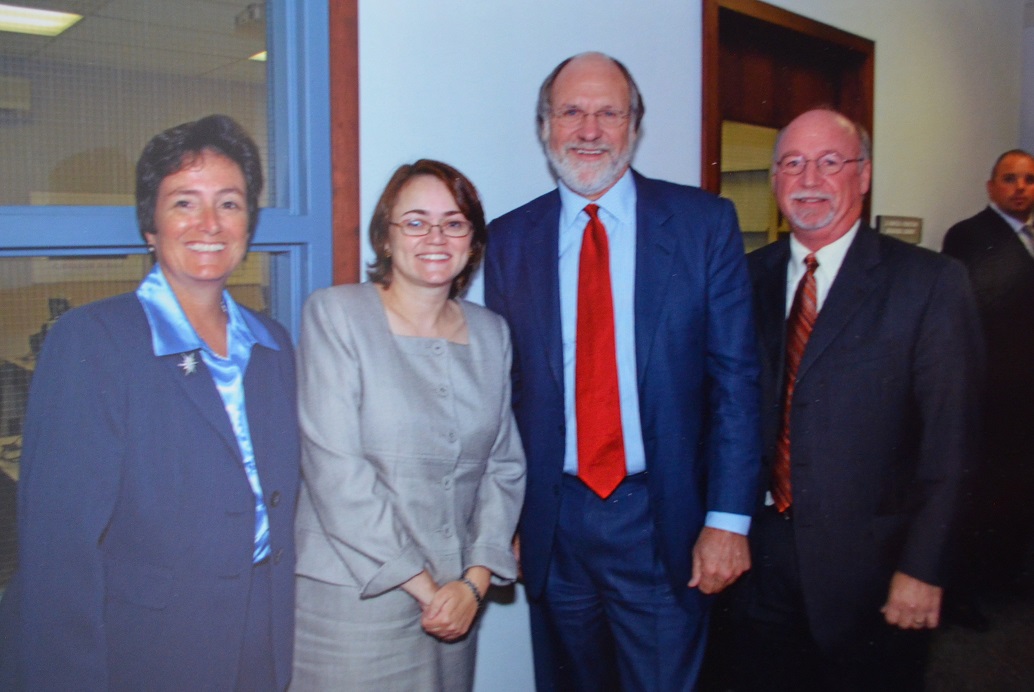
[402,569,483,642]
[420,580,480,641]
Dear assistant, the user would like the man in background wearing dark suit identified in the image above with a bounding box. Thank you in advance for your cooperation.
[943,150,1034,606]
[731,109,983,690]
[485,52,761,691]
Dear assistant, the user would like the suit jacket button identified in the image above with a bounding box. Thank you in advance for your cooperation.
[269,490,281,507]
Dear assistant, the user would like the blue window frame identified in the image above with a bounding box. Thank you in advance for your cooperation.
[0,0,333,339]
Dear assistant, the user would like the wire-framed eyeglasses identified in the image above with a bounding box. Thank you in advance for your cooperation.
[775,152,865,177]
[389,218,473,238]
[551,107,630,129]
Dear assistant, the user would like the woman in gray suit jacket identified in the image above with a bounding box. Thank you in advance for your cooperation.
[292,160,526,691]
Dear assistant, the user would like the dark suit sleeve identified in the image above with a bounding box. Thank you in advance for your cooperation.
[702,198,763,517]
[14,312,124,690]
[898,259,984,584]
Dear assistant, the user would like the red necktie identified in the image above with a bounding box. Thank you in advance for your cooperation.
[576,204,626,499]
[772,253,819,512]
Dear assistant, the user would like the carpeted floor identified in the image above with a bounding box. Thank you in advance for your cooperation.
[927,590,1034,691]
[700,583,1034,691]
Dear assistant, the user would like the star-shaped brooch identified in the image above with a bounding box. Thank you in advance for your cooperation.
[178,352,198,375]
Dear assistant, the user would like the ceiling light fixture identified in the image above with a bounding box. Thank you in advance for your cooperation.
[0,2,82,37]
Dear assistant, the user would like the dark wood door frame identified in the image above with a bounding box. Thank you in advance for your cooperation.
[329,0,360,284]
[701,0,874,193]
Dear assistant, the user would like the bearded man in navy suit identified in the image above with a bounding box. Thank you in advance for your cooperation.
[485,52,762,691]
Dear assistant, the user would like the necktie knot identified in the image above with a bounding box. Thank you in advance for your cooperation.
[804,253,819,273]
[585,204,601,222]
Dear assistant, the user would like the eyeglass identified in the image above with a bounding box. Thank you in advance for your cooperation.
[389,217,473,237]
[551,106,629,129]
[775,152,865,177]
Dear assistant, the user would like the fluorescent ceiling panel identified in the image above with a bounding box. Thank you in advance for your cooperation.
[0,3,82,37]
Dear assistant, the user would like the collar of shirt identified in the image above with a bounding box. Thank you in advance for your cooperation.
[135,265,278,359]
[785,220,860,317]
[990,203,1034,256]
[557,167,637,242]
[989,202,1033,235]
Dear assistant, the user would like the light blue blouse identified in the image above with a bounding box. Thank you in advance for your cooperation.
[136,266,277,563]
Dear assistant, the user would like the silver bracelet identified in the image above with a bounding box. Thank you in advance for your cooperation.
[461,576,483,606]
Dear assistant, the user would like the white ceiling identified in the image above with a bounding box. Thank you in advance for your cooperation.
[0,0,266,82]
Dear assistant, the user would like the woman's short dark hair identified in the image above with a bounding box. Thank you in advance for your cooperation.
[136,114,264,242]
[367,159,487,299]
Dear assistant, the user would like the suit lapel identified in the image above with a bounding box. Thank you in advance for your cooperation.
[632,173,679,378]
[522,193,565,394]
[163,350,241,460]
[796,226,882,381]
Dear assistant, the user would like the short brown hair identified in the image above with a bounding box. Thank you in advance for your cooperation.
[990,149,1034,180]
[366,159,487,299]
[136,114,263,242]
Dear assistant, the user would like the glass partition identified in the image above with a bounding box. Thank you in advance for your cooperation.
[0,1,270,207]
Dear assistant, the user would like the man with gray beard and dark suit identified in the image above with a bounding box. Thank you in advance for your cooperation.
[728,109,982,690]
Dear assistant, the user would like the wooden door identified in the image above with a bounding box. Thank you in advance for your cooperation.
[702,0,874,241]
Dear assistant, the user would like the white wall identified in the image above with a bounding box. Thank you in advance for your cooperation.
[358,2,1026,689]
[359,0,703,301]
[361,0,1026,256]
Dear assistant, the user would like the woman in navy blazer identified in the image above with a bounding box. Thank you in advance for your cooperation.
[0,115,300,691]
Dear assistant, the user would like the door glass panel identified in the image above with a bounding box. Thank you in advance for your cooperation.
[721,120,786,251]
[0,1,271,207]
